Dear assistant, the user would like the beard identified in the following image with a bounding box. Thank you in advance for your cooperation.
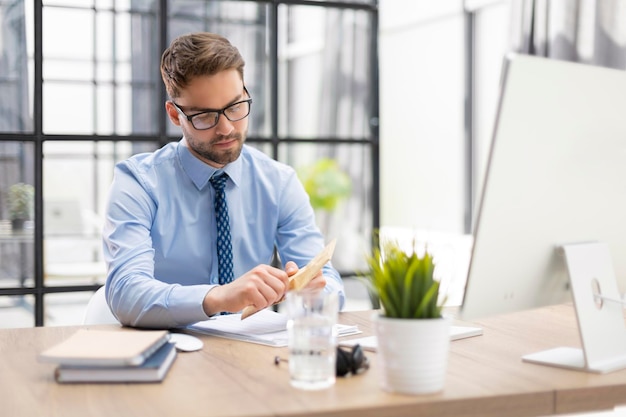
[183,125,247,167]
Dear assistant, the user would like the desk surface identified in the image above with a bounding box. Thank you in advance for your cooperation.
[2,304,626,417]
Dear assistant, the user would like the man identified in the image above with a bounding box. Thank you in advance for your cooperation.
[102,32,344,328]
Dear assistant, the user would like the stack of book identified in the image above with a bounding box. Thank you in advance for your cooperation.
[39,329,177,383]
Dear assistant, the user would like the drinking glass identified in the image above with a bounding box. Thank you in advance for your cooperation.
[285,291,339,390]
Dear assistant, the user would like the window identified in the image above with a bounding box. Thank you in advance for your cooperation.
[0,0,379,327]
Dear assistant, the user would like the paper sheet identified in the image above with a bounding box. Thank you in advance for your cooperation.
[188,309,360,347]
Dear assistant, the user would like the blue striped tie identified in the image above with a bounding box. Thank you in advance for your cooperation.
[210,172,234,285]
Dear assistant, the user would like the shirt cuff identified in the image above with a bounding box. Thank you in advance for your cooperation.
[168,284,215,326]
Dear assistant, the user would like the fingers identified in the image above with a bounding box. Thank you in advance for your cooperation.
[217,265,289,314]
[284,261,298,277]
[202,262,329,317]
[249,270,287,304]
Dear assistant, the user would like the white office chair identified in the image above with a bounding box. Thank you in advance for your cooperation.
[83,286,119,325]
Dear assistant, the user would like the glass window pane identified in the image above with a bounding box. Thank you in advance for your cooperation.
[0,1,33,133]
[127,5,160,135]
[96,63,114,83]
[43,140,160,287]
[278,5,374,139]
[44,59,94,81]
[96,84,114,134]
[95,11,114,64]
[42,3,161,135]
[116,61,132,83]
[44,0,94,6]
[0,295,35,328]
[117,83,134,134]
[96,0,114,8]
[44,291,94,326]
[279,143,372,273]
[0,141,36,289]
[123,0,153,13]
[115,12,132,63]
[0,223,34,289]
[43,7,94,60]
[43,82,94,134]
[43,142,104,287]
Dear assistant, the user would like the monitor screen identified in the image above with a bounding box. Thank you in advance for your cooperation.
[461,54,626,320]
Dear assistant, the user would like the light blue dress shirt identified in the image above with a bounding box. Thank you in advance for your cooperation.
[102,140,344,328]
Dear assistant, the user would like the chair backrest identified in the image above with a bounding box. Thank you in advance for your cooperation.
[83,286,119,325]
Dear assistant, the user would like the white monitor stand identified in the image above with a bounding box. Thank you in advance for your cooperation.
[522,242,626,373]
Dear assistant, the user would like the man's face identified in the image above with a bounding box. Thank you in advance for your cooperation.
[165,69,249,168]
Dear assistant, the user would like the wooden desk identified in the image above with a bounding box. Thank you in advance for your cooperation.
[2,304,626,417]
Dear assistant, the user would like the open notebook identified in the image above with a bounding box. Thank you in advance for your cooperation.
[188,309,361,347]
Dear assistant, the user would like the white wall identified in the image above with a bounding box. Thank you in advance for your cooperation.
[379,0,510,234]
[379,0,466,234]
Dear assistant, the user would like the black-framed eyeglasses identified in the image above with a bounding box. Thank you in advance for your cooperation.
[171,88,252,131]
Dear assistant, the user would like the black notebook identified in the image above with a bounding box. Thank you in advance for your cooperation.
[54,341,177,383]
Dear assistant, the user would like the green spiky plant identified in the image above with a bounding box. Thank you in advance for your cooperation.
[362,239,444,319]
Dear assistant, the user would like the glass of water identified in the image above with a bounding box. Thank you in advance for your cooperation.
[286,291,339,390]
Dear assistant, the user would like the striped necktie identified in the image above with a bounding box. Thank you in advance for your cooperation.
[210,172,234,285]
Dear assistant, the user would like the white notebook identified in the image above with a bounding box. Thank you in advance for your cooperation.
[39,329,169,367]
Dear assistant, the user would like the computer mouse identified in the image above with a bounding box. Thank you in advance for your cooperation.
[169,333,204,352]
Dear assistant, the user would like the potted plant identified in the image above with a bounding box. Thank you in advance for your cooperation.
[8,183,34,230]
[361,237,450,395]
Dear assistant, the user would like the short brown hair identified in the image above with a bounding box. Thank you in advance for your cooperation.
[160,32,245,99]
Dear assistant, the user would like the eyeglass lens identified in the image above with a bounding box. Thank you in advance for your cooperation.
[190,100,251,130]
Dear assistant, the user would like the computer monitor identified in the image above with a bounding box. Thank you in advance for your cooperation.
[460,54,626,373]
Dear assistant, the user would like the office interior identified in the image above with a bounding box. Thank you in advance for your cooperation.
[1,0,624,328]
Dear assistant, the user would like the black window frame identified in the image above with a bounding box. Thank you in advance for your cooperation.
[0,0,380,326]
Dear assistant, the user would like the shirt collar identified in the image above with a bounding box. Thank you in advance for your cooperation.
[177,138,243,190]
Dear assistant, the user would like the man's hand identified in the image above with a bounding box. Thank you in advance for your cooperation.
[202,264,289,316]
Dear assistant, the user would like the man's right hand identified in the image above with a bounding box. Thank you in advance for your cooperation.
[202,264,290,316]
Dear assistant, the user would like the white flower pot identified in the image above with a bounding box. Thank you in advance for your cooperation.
[373,314,451,395]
